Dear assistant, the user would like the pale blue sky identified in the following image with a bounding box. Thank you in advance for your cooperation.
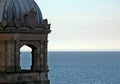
[34,0,120,51]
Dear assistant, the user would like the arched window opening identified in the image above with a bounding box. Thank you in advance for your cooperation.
[20,45,32,70]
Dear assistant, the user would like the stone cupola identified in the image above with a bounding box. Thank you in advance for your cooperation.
[0,0,43,27]
[0,0,51,84]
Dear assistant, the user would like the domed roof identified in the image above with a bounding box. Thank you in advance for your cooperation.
[0,0,43,28]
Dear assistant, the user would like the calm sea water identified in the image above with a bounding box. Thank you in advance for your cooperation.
[21,52,120,84]
[48,52,120,84]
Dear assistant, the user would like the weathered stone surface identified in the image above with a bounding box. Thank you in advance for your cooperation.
[0,32,50,83]
[0,0,51,83]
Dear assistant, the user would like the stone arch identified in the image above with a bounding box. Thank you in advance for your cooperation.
[19,41,39,50]
[18,42,40,71]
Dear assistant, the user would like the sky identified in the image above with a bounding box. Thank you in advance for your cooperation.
[32,0,120,51]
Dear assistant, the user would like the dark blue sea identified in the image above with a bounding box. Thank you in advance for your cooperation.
[21,52,120,84]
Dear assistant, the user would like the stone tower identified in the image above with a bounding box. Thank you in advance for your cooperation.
[0,0,51,84]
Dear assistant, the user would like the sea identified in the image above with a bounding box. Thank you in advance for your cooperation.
[20,51,120,84]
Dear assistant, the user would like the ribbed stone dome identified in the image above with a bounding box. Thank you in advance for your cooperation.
[0,0,43,28]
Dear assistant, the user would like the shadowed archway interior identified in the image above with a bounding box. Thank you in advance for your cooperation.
[19,43,39,71]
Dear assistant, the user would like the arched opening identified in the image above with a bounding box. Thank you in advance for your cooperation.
[20,45,32,70]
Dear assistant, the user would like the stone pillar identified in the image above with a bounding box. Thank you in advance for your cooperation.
[0,41,6,71]
[5,40,16,72]
[40,41,45,72]
[31,48,40,71]
[15,50,21,71]
[0,52,6,71]
[40,40,50,84]
[44,41,49,72]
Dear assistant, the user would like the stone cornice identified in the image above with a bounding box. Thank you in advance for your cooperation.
[0,27,51,34]
[0,19,51,34]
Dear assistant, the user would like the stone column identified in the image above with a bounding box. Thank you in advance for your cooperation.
[40,41,45,72]
[15,49,21,71]
[31,48,40,71]
[44,41,48,72]
[5,40,16,72]
[0,41,6,71]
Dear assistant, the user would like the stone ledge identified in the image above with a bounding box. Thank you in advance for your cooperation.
[0,28,51,34]
[0,80,50,84]
[0,72,49,84]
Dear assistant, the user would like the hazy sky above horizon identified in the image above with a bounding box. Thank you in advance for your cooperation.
[33,0,120,51]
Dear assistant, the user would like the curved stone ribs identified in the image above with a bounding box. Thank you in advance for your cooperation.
[0,0,43,28]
